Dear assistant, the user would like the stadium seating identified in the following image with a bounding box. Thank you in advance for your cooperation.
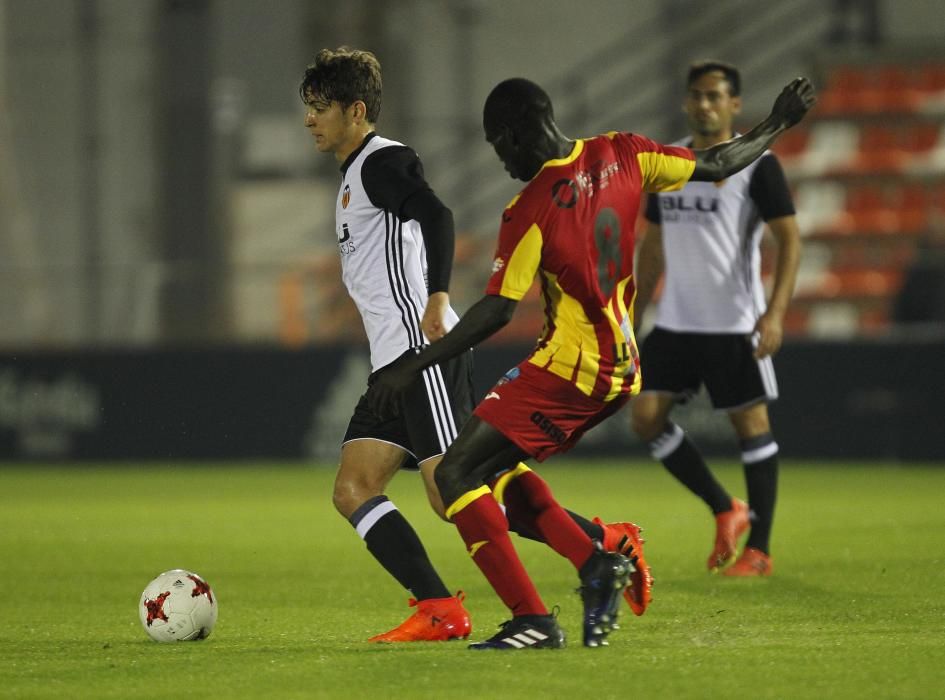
[771,55,945,336]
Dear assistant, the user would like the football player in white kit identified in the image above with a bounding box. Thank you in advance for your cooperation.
[301,47,472,642]
[632,62,802,577]
[300,47,647,641]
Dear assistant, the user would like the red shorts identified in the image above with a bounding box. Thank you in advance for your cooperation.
[474,361,629,462]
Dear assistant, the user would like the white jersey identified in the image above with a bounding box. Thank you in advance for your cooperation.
[646,139,794,334]
[335,134,459,371]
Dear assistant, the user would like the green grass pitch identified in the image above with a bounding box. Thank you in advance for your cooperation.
[2,460,944,699]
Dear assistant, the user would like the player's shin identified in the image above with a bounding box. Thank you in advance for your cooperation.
[497,467,596,570]
[446,486,547,617]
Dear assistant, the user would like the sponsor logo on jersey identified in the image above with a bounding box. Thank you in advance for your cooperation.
[551,160,620,208]
[551,178,579,208]
[341,185,351,209]
[530,410,566,445]
[338,222,356,255]
[660,195,719,213]
[492,257,505,273]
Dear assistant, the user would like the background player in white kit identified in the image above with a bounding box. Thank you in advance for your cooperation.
[632,61,802,577]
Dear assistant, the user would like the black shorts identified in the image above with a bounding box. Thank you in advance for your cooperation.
[639,326,778,411]
[343,349,475,469]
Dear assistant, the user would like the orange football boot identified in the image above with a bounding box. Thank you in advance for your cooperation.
[368,591,471,642]
[708,498,751,572]
[594,518,653,616]
[722,547,773,577]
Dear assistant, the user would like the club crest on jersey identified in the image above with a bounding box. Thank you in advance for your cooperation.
[341,185,351,209]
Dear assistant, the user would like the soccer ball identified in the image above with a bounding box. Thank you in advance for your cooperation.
[139,569,218,642]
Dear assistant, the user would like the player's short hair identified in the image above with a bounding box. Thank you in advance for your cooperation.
[687,60,741,97]
[299,47,382,122]
[483,78,554,136]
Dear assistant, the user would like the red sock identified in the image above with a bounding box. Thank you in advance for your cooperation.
[504,471,594,570]
[450,489,547,617]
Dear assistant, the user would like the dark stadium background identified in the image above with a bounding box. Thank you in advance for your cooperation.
[1,0,942,462]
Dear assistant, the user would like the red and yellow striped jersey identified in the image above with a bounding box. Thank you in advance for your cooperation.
[485,132,695,402]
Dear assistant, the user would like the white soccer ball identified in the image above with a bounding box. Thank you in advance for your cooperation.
[139,569,218,642]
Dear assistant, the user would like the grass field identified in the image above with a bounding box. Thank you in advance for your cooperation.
[2,460,944,699]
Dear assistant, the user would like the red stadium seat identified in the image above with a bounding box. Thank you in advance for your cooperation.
[817,62,945,115]
[917,63,945,93]
[894,184,931,233]
[818,65,871,114]
[833,268,902,298]
[771,127,810,161]
[840,184,897,233]
[873,65,923,113]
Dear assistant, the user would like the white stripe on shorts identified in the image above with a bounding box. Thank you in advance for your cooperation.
[757,354,779,401]
[421,364,458,453]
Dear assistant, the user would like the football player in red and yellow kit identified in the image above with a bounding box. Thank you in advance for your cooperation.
[370,76,814,649]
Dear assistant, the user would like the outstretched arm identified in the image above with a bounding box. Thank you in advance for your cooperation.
[368,294,518,416]
[692,77,815,182]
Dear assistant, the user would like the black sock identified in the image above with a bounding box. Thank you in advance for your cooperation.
[508,509,603,543]
[566,510,604,541]
[741,433,779,554]
[650,422,731,514]
[349,495,451,601]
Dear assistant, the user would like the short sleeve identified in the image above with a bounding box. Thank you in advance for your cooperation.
[614,132,696,193]
[484,194,543,301]
[748,153,796,221]
[644,193,662,224]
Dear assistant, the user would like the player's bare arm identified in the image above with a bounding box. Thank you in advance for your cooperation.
[691,77,815,182]
[633,221,665,328]
[754,214,802,359]
[421,291,450,341]
[369,294,518,416]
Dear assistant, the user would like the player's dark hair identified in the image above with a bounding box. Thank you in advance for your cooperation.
[299,47,382,122]
[687,60,741,97]
[483,78,555,135]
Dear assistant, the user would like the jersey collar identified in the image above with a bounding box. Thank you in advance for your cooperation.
[340,132,377,175]
[536,139,584,176]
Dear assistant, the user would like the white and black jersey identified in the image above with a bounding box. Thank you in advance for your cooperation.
[336,133,459,371]
[644,140,795,334]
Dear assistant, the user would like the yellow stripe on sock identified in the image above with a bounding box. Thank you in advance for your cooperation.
[468,540,488,557]
[445,485,492,520]
[491,463,532,505]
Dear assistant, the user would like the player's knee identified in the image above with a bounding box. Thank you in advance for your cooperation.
[630,406,663,442]
[332,472,382,519]
[433,458,468,510]
[731,406,771,438]
[424,489,450,522]
[431,502,450,522]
